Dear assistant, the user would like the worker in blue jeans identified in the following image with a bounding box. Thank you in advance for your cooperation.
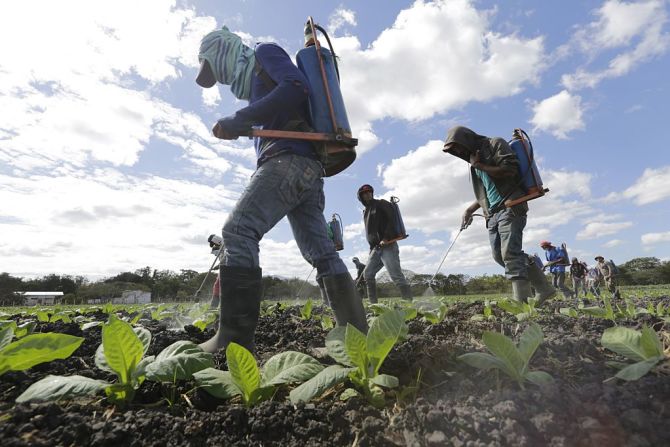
[194,26,367,353]
[442,126,555,304]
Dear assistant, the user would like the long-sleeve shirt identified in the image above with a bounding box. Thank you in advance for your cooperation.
[545,247,568,273]
[363,199,397,249]
[570,262,587,279]
[230,43,318,167]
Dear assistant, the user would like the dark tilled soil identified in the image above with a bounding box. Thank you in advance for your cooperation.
[1,297,669,446]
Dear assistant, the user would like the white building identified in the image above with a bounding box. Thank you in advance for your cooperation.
[111,290,151,304]
[20,291,64,306]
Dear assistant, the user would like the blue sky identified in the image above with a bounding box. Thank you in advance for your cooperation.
[1,0,669,281]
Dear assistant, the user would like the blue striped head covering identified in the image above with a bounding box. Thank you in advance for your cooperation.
[198,26,255,100]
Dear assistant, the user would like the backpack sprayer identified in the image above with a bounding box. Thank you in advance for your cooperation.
[246,16,357,177]
[192,234,223,301]
[328,213,344,251]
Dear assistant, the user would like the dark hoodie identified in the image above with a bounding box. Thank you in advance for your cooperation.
[444,126,527,216]
[357,192,398,249]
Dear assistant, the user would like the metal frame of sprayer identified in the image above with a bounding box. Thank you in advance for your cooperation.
[243,16,357,176]
[192,234,223,301]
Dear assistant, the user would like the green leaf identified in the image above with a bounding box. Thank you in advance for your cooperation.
[193,368,241,400]
[289,365,355,404]
[370,373,399,388]
[248,386,275,406]
[345,324,368,375]
[559,308,578,318]
[518,323,543,364]
[134,326,152,356]
[102,314,144,384]
[16,375,109,403]
[96,325,150,375]
[145,341,213,382]
[639,326,664,359]
[325,326,352,366]
[601,327,649,362]
[458,352,507,371]
[614,357,663,381]
[36,311,50,322]
[0,333,83,375]
[261,351,324,387]
[15,321,37,338]
[300,299,313,320]
[482,331,525,381]
[581,306,608,318]
[403,307,418,321]
[339,387,359,401]
[81,321,102,331]
[226,342,260,404]
[525,370,554,386]
[0,323,16,350]
[367,309,406,375]
[320,315,334,330]
[497,300,525,315]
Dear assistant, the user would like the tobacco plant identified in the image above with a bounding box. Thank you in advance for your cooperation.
[496,298,539,321]
[601,325,669,381]
[459,323,553,388]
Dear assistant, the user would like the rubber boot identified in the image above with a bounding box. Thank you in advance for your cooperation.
[527,262,556,306]
[322,272,368,334]
[199,266,262,354]
[317,277,329,306]
[399,284,413,302]
[366,278,378,304]
[511,279,532,303]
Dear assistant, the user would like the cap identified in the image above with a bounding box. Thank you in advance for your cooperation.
[352,257,359,262]
[539,240,552,247]
[594,255,604,261]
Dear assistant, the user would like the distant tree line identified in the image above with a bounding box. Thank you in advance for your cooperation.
[1,257,669,305]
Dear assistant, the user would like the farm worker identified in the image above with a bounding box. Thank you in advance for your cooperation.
[209,274,220,308]
[540,241,574,299]
[352,257,367,299]
[194,26,367,352]
[442,126,555,304]
[569,257,588,304]
[357,184,413,303]
[586,266,602,298]
[594,256,621,300]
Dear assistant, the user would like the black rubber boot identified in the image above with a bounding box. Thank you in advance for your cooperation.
[526,262,556,306]
[322,272,368,334]
[199,266,262,353]
[366,278,378,304]
[317,277,329,306]
[512,279,532,303]
[399,284,413,301]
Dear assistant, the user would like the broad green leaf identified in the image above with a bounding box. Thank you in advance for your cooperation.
[96,325,150,375]
[614,357,663,381]
[36,311,50,322]
[102,314,144,384]
[226,342,260,404]
[133,355,155,385]
[525,370,554,386]
[193,368,241,400]
[145,341,213,382]
[300,299,313,320]
[458,352,508,371]
[134,326,152,355]
[601,327,649,362]
[192,320,208,332]
[50,313,72,324]
[403,308,418,321]
[497,300,525,315]
[367,309,406,375]
[320,315,334,330]
[482,331,524,381]
[15,321,37,338]
[581,306,608,318]
[0,323,16,350]
[518,323,543,364]
[262,351,324,387]
[81,321,102,331]
[639,326,664,359]
[248,386,275,406]
[325,326,353,366]
[0,333,83,375]
[339,387,359,401]
[559,308,578,318]
[345,324,368,375]
[368,304,391,315]
[104,383,134,403]
[370,373,399,388]
[16,375,109,403]
[289,365,355,404]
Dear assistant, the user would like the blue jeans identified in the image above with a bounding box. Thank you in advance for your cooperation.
[487,207,527,279]
[221,154,346,279]
[363,242,409,287]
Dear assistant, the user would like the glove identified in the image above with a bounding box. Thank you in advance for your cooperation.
[461,210,474,230]
[212,116,251,140]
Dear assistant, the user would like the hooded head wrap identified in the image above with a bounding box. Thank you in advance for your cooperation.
[443,126,489,162]
[198,26,256,100]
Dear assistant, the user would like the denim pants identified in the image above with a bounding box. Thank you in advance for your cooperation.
[221,154,346,279]
[363,242,409,287]
[572,277,586,298]
[552,271,573,298]
[486,207,527,279]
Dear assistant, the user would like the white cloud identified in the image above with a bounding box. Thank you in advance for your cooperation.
[620,166,670,205]
[328,7,357,34]
[333,0,545,152]
[576,221,633,240]
[344,222,365,241]
[641,231,670,245]
[530,90,585,139]
[561,0,670,90]
[603,239,624,248]
[543,170,593,199]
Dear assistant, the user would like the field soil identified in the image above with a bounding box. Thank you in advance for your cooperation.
[1,297,669,446]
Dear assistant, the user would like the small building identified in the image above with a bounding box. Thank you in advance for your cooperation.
[111,290,151,304]
[20,291,64,306]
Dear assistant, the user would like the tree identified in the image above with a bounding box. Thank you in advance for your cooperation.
[0,272,25,305]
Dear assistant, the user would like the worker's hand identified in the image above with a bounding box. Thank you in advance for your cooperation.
[378,240,387,248]
[461,209,474,230]
[212,116,250,140]
[469,150,481,169]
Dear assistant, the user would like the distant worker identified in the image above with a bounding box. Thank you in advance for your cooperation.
[569,257,587,305]
[357,184,413,303]
[442,126,555,304]
[352,257,367,299]
[540,241,573,300]
[595,256,621,300]
[586,265,602,298]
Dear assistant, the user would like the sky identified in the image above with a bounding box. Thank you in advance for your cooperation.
[1,0,669,282]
